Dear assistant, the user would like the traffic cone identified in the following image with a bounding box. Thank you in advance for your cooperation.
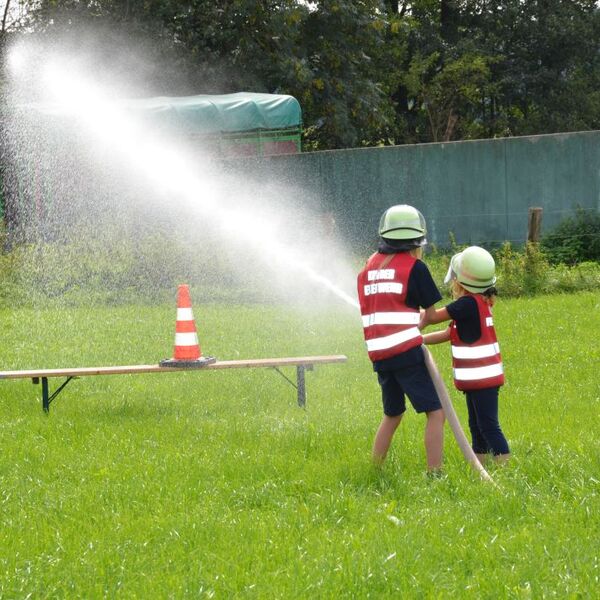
[160,285,216,368]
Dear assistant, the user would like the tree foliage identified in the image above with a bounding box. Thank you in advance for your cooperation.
[1,0,600,150]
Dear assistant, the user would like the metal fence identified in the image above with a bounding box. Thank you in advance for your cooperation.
[242,130,600,249]
[2,128,599,248]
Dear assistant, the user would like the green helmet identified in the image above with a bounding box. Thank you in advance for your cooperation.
[452,246,496,293]
[379,204,427,243]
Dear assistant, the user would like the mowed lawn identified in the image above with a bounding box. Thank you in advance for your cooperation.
[0,292,598,598]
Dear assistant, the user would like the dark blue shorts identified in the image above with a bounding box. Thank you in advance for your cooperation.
[376,361,442,416]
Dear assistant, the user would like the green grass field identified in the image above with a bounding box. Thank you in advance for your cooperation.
[0,292,598,598]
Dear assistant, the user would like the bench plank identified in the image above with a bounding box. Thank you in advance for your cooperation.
[0,355,348,380]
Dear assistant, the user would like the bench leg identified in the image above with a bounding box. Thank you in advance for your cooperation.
[296,365,306,408]
[42,377,50,413]
[34,376,75,413]
[272,365,313,407]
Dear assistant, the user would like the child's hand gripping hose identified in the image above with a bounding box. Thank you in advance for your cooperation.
[422,346,495,484]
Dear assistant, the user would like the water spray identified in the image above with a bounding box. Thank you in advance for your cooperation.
[36,58,358,308]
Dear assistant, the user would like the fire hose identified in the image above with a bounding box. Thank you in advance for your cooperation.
[422,345,495,484]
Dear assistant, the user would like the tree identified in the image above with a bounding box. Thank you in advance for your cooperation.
[3,0,600,148]
[287,1,396,149]
[387,0,600,143]
[475,0,600,136]
[404,50,492,141]
[388,1,495,142]
[6,0,396,150]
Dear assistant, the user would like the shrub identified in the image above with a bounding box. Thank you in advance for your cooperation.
[0,235,597,309]
[523,242,551,295]
[495,242,525,297]
[494,242,599,297]
[541,208,600,265]
[547,261,600,293]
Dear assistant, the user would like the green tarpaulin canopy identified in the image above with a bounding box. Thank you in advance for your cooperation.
[24,92,301,133]
[22,92,302,153]
[122,92,302,134]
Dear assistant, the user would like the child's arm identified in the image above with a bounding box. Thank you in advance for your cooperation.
[423,327,451,345]
[419,306,451,329]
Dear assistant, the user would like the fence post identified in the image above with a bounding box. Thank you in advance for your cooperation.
[527,207,543,243]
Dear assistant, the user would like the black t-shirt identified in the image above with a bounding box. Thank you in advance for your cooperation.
[372,255,442,372]
[446,295,481,344]
[405,261,442,310]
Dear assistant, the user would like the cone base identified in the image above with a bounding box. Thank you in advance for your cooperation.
[159,356,217,369]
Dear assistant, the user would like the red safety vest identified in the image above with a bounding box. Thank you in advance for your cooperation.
[450,293,505,391]
[357,252,422,362]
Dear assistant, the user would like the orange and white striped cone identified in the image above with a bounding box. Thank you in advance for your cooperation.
[160,285,216,368]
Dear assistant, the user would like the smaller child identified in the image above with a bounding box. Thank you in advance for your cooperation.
[422,246,510,464]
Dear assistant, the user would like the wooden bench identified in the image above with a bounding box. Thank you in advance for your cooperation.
[0,355,348,413]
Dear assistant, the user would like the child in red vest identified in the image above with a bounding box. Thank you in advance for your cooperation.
[357,205,445,472]
[422,246,510,464]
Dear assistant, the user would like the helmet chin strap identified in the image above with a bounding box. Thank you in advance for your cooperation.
[380,236,426,251]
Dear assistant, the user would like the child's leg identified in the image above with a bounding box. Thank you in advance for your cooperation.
[424,408,444,470]
[394,359,444,471]
[373,370,407,464]
[372,414,403,464]
[465,393,491,463]
[469,388,510,462]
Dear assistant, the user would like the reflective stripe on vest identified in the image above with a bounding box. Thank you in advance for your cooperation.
[451,342,500,360]
[453,363,504,382]
[366,326,422,352]
[362,311,421,328]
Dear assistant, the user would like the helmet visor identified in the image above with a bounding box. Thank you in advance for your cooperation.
[443,252,461,284]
